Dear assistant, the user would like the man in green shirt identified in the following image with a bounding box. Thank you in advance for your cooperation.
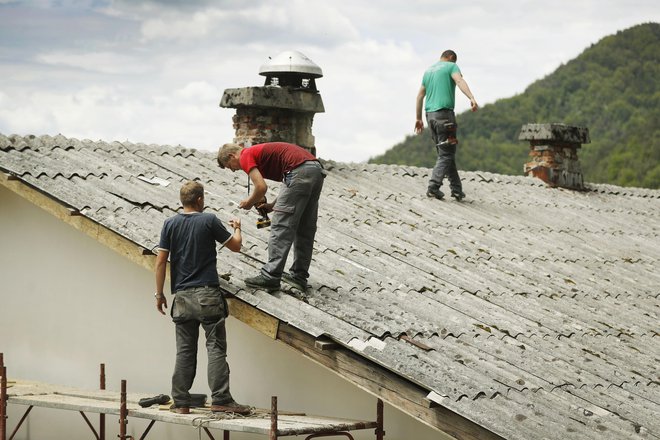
[415,50,478,201]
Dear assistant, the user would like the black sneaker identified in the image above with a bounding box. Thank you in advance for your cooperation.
[139,394,171,408]
[451,191,466,201]
[426,189,445,200]
[244,274,280,292]
[282,273,308,292]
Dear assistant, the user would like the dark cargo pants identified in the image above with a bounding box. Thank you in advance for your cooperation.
[261,161,325,282]
[171,286,233,407]
[426,109,462,194]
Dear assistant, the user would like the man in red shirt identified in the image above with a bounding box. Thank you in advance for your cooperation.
[217,142,326,292]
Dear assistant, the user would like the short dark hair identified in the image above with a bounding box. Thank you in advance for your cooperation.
[180,181,204,207]
[217,143,242,169]
[441,50,457,62]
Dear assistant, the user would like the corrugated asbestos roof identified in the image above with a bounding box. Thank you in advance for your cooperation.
[1,133,658,440]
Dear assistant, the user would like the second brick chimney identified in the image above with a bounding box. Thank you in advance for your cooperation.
[519,123,590,190]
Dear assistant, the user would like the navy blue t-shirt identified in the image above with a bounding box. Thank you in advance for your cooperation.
[158,212,232,293]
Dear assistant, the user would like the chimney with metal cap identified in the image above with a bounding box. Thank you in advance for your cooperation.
[519,123,589,190]
[220,50,325,156]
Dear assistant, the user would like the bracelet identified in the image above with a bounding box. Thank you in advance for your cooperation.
[154,292,164,298]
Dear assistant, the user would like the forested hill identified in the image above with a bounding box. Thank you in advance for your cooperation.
[370,22,660,189]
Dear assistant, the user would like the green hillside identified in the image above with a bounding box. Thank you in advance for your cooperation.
[370,23,660,189]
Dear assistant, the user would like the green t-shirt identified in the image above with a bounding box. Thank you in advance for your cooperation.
[422,61,461,112]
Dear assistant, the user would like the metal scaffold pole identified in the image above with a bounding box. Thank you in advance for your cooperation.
[100,363,106,440]
[270,396,278,440]
[119,379,128,440]
[1,353,6,440]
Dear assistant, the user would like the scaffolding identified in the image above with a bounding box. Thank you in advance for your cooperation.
[0,353,384,440]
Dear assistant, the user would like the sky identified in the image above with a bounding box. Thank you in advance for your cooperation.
[0,1,658,163]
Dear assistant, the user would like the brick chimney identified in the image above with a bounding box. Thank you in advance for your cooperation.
[519,123,590,190]
[220,51,325,156]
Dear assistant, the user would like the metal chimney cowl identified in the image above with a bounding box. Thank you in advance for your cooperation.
[259,50,323,91]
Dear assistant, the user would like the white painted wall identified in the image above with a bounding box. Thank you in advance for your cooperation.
[0,186,445,440]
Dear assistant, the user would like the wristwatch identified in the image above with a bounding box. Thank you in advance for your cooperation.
[154,292,164,298]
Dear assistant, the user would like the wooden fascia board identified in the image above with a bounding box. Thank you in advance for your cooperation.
[0,173,502,440]
[226,297,280,339]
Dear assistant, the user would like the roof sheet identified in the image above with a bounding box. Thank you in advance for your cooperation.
[1,133,658,440]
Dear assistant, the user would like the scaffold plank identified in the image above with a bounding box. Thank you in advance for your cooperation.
[5,379,377,437]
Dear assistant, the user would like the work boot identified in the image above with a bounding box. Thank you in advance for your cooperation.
[451,190,466,201]
[169,405,190,414]
[211,401,252,415]
[244,274,280,292]
[426,189,445,200]
[282,272,309,292]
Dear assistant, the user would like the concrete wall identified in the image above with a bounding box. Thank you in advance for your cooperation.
[0,185,444,440]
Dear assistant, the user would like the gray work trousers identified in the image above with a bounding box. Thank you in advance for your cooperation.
[426,109,462,193]
[262,161,325,281]
[171,286,233,407]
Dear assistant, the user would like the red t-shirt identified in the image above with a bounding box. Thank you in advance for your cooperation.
[239,142,316,181]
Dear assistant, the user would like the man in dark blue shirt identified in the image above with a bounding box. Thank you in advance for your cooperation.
[155,180,250,415]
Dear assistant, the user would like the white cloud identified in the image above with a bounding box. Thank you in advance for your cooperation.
[136,1,359,46]
[0,98,57,136]
[0,84,232,150]
[34,51,149,75]
[175,81,219,101]
[140,9,225,41]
